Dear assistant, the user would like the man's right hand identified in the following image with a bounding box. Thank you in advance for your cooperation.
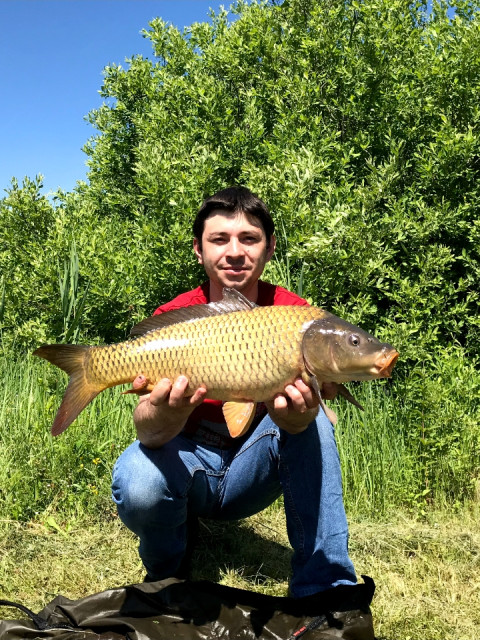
[132,375,207,449]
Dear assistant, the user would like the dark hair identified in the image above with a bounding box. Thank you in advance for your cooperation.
[193,186,275,248]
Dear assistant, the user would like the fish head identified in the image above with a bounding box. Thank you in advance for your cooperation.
[302,314,399,383]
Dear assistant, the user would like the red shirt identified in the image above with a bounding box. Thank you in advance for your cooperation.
[153,281,309,447]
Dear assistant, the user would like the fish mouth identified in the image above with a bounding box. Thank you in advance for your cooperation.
[373,350,399,378]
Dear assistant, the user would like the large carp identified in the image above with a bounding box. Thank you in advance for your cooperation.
[34,289,398,437]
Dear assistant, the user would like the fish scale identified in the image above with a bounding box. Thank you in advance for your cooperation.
[33,288,398,438]
[84,305,325,401]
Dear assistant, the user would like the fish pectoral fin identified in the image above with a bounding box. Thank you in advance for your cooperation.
[301,370,322,401]
[337,384,365,411]
[223,401,256,438]
[322,403,338,425]
[301,370,338,426]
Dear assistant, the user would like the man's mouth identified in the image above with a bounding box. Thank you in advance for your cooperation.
[223,266,249,274]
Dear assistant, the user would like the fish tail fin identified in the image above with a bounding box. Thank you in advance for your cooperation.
[33,344,105,436]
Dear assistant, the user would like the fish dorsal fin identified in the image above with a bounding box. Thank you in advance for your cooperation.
[210,287,257,312]
[129,306,219,337]
[223,401,257,437]
[129,287,256,338]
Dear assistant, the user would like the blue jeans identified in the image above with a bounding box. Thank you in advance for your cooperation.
[111,409,357,597]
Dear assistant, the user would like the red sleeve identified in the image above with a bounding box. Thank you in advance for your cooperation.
[273,286,310,306]
[256,281,310,307]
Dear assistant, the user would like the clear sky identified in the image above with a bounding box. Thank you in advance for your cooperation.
[0,0,232,197]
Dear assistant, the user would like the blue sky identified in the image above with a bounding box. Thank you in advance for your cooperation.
[0,1,232,197]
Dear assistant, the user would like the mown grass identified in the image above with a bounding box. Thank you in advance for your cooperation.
[1,506,479,639]
[1,351,480,638]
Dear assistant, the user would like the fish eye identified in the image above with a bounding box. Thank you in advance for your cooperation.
[349,334,361,347]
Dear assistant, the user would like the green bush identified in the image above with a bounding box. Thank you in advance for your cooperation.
[1,0,479,511]
[2,0,479,365]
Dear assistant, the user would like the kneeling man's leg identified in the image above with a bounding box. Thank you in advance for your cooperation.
[280,410,357,596]
[111,437,219,580]
[216,411,356,597]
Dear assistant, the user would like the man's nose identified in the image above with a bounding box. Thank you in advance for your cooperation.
[225,238,243,258]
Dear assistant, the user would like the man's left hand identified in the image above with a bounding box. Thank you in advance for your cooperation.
[265,379,339,434]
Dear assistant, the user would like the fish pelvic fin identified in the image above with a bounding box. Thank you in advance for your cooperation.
[33,344,105,436]
[322,403,338,426]
[337,383,365,411]
[223,401,256,438]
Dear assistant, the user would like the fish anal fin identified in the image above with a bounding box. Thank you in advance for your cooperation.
[223,401,256,438]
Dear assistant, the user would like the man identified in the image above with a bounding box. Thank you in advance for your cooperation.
[112,186,357,598]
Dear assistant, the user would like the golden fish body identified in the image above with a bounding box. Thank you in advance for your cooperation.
[34,288,398,437]
[85,305,325,402]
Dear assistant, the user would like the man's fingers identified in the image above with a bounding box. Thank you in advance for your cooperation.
[130,375,151,397]
[284,383,308,413]
[293,378,319,409]
[266,394,289,414]
[168,376,190,407]
[189,386,207,406]
[149,378,173,406]
[268,379,320,416]
[141,375,206,411]
[132,375,148,390]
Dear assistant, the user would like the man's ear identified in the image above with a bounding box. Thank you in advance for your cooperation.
[193,238,203,264]
[266,234,276,262]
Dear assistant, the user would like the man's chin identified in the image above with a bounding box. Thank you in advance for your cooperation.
[221,273,250,288]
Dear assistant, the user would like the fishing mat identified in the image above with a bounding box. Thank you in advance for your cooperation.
[0,576,375,640]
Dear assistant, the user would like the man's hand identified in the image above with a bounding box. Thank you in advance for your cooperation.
[132,375,207,449]
[265,379,339,434]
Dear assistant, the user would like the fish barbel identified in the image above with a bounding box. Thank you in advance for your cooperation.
[33,289,398,437]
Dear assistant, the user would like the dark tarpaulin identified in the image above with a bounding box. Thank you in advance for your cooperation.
[0,576,375,640]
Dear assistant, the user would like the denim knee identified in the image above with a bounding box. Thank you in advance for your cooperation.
[111,440,192,528]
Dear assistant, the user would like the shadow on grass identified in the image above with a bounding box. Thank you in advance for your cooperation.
[191,518,293,589]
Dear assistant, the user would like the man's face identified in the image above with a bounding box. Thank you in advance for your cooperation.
[193,210,276,294]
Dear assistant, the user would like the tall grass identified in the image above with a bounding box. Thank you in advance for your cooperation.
[0,354,136,521]
[1,350,479,523]
[334,383,411,517]
[58,241,89,343]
